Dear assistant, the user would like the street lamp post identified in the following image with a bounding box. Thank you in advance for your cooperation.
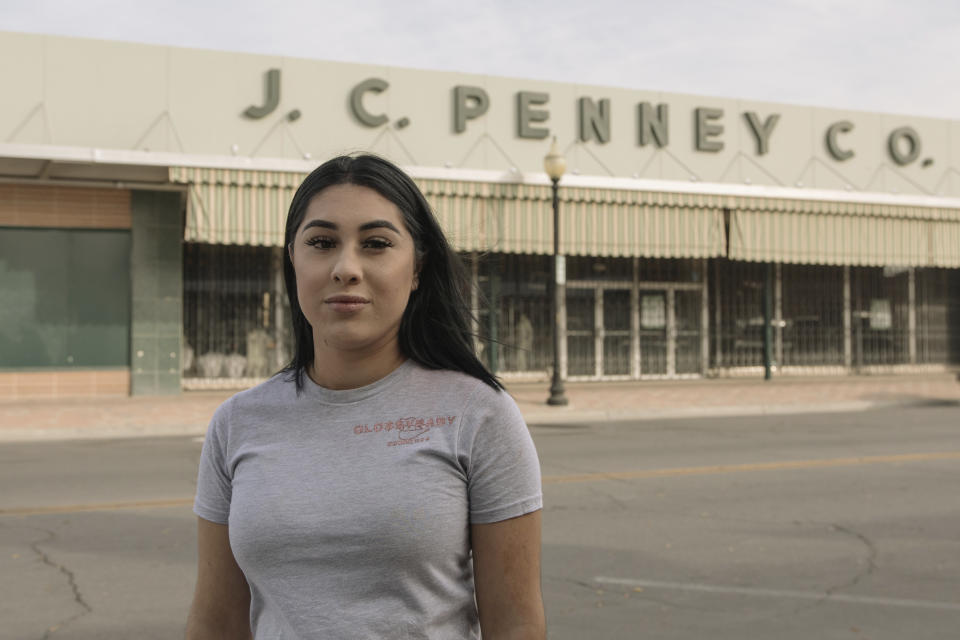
[544,137,568,406]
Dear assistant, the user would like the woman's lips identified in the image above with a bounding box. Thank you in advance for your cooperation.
[325,296,369,313]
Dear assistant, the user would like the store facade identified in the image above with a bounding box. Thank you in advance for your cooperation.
[1,31,958,397]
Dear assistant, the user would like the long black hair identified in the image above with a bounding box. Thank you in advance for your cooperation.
[282,154,502,392]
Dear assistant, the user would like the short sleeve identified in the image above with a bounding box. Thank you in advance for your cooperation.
[193,403,233,524]
[459,386,542,524]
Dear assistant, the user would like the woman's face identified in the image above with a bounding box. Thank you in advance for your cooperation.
[290,183,419,359]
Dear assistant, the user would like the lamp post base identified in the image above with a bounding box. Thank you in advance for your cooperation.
[547,378,568,406]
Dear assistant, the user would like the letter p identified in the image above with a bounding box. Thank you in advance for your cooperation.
[453,86,489,133]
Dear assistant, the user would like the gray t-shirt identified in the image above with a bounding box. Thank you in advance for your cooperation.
[194,360,542,639]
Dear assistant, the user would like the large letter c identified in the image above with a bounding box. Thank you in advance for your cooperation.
[825,121,854,161]
[350,78,389,127]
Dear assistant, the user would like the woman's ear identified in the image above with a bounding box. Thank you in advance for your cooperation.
[412,253,425,291]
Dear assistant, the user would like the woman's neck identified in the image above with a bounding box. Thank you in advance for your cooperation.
[306,343,407,390]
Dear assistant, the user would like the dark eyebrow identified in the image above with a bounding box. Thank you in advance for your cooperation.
[301,219,337,232]
[300,219,402,234]
[358,220,402,234]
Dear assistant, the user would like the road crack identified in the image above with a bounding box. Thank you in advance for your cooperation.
[825,523,878,594]
[775,520,879,617]
[26,527,93,639]
[587,485,630,511]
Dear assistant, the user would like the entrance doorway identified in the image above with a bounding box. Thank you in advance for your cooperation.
[637,288,702,376]
[566,283,704,379]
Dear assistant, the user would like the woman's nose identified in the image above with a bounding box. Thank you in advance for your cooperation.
[331,248,362,284]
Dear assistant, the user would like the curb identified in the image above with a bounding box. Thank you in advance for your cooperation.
[0,399,921,443]
[521,400,882,426]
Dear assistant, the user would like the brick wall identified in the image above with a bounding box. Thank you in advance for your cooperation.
[0,184,131,229]
[0,370,129,399]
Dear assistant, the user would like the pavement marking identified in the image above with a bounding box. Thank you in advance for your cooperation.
[0,498,194,516]
[5,451,956,514]
[542,451,960,485]
[594,576,960,612]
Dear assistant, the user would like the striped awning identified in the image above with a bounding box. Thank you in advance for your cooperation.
[171,167,304,246]
[728,197,960,267]
[169,167,960,266]
[416,180,725,258]
[170,167,725,258]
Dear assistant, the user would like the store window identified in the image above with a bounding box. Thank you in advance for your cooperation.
[0,228,130,368]
[781,265,844,366]
[710,259,766,368]
[851,267,909,366]
[182,243,290,382]
[477,253,551,374]
[916,268,959,365]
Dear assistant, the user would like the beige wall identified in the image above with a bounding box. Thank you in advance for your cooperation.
[1,30,958,197]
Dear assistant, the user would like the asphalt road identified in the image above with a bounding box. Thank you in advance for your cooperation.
[1,405,958,639]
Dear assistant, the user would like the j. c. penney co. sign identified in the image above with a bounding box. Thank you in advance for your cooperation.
[243,69,929,168]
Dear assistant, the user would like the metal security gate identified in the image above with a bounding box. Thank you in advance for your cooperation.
[566,281,705,380]
[636,285,704,378]
[603,289,632,376]
[566,286,633,378]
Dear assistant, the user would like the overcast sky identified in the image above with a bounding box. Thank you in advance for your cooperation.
[3,0,958,120]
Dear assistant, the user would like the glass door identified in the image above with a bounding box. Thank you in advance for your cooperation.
[566,283,704,379]
[675,290,702,374]
[639,290,668,375]
[566,288,596,376]
[602,289,632,375]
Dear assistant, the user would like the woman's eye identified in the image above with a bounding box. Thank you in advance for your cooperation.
[364,238,393,250]
[305,236,335,249]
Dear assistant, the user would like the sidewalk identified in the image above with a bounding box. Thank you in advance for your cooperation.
[0,373,957,442]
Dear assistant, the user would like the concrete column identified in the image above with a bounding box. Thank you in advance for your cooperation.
[775,263,783,367]
[843,265,852,368]
[632,258,641,378]
[595,287,604,377]
[130,190,184,396]
[666,288,676,376]
[908,267,917,364]
[714,260,723,368]
[701,259,710,376]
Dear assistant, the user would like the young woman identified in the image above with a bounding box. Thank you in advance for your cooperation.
[186,154,545,639]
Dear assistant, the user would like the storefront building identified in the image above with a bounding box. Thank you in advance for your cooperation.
[1,31,958,397]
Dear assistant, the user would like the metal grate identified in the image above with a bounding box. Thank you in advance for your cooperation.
[566,287,597,376]
[476,253,552,374]
[675,290,702,374]
[602,289,632,376]
[710,259,766,368]
[182,243,290,381]
[851,267,909,367]
[916,268,955,364]
[781,264,845,366]
[180,245,959,386]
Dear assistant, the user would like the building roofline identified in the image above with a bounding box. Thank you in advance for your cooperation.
[2,142,959,210]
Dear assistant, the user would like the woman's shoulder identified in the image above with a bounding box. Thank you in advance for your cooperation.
[211,371,297,420]
[407,361,495,392]
[406,362,513,411]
